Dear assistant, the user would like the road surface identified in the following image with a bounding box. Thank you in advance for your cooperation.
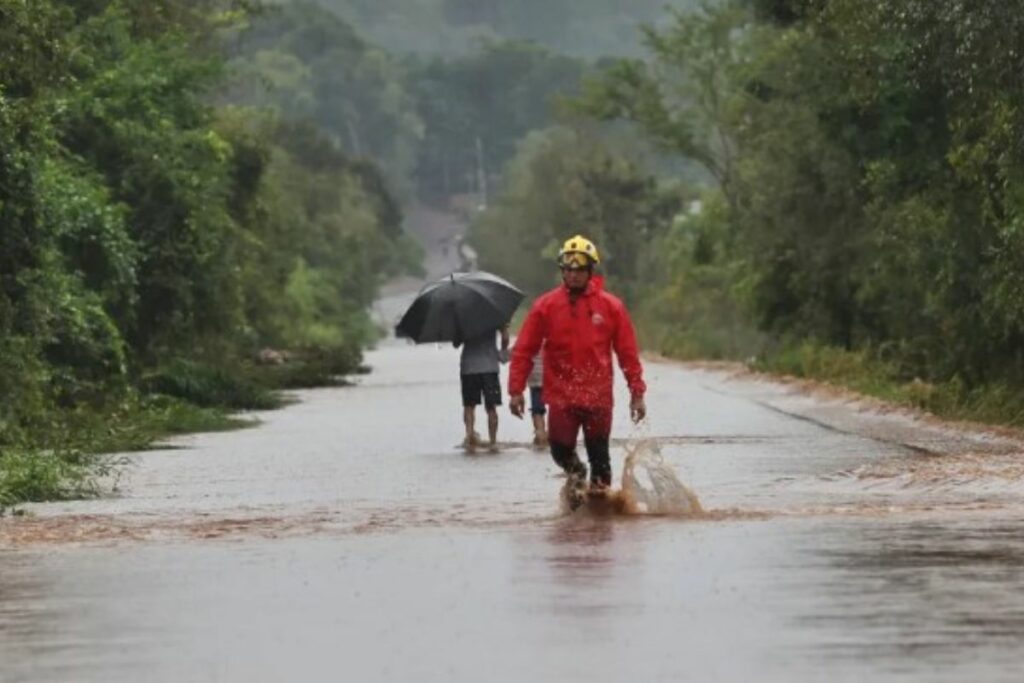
[3,210,1024,682]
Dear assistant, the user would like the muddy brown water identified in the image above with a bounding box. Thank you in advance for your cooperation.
[3,286,1024,681]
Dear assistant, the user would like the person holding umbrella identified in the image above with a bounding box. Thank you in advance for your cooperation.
[455,325,509,452]
[508,235,647,508]
[395,270,524,453]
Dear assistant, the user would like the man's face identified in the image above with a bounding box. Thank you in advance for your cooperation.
[561,266,591,292]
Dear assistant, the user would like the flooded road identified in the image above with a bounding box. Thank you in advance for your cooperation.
[4,274,1024,681]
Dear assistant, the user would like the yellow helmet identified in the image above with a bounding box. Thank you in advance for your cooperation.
[557,234,601,268]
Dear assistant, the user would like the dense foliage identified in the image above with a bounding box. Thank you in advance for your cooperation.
[411,42,585,200]
[471,127,675,296]
[1,0,657,506]
[229,2,589,199]
[471,0,1024,423]
[14,0,1023,503]
[0,0,418,506]
[227,1,424,192]
[587,1,1024,381]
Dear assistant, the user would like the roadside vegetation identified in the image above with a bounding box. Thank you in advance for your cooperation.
[469,1,1024,430]
[0,0,672,508]
[10,0,1018,507]
[0,1,419,508]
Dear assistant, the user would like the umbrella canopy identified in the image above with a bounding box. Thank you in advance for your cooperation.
[396,271,524,344]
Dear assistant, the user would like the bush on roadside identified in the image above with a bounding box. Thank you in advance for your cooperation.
[755,343,1024,429]
[142,359,283,411]
[0,448,114,509]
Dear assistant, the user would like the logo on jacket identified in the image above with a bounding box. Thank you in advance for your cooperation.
[591,312,605,326]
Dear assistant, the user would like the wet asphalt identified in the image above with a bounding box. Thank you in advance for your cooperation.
[3,210,1024,682]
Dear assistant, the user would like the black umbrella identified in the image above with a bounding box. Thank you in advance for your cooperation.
[395,271,524,343]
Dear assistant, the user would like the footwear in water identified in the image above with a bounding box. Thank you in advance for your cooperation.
[563,470,588,511]
[587,480,610,498]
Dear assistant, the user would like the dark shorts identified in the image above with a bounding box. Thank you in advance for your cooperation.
[529,386,546,416]
[461,372,502,408]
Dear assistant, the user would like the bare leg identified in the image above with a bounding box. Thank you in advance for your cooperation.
[463,406,476,448]
[486,406,498,451]
[531,413,547,447]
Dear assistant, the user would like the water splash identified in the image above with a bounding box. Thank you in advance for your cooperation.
[620,439,703,516]
[562,439,703,517]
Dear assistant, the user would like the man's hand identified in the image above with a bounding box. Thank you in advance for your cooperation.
[509,393,525,419]
[630,395,647,424]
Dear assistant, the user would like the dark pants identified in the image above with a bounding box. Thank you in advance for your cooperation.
[547,405,613,486]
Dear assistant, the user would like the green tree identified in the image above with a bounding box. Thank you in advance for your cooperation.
[470,126,673,299]
[412,41,586,199]
[578,0,1024,388]
[229,1,424,192]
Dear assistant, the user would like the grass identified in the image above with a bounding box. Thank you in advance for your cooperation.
[636,303,1024,430]
[0,347,366,513]
[0,448,124,511]
[0,395,250,514]
[753,342,1024,430]
[142,359,284,410]
[88,395,257,453]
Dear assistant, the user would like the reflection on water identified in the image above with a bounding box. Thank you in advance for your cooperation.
[0,556,47,644]
[541,518,625,623]
[798,518,1024,677]
[545,517,618,580]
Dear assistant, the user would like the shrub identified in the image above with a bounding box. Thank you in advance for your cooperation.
[143,359,282,410]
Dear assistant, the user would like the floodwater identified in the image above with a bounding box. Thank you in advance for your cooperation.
[4,226,1024,681]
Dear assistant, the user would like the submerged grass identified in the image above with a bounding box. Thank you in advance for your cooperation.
[87,396,257,453]
[0,348,363,513]
[143,359,284,411]
[0,448,123,511]
[0,396,247,513]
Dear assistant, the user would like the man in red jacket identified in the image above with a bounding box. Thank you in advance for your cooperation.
[509,235,647,506]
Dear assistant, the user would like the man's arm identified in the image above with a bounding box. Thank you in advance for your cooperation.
[612,299,647,422]
[498,325,510,363]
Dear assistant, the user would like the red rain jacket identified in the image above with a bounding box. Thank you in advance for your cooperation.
[509,276,646,409]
